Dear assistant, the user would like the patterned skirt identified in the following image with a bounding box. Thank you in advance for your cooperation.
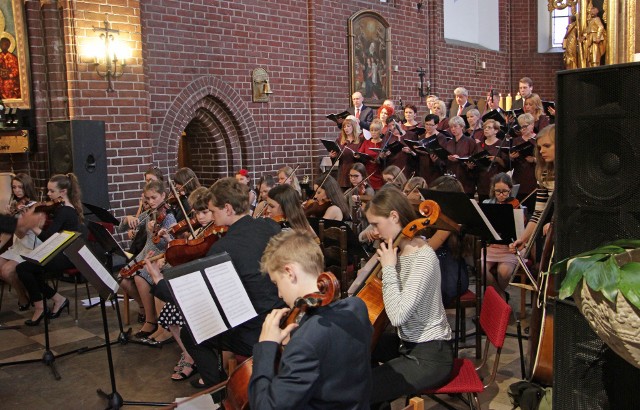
[158,302,185,330]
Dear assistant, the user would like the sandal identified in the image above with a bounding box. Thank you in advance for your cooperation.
[174,353,186,372]
[172,362,197,381]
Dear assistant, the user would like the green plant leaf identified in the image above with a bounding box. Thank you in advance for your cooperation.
[583,256,620,302]
[609,239,640,249]
[619,262,640,310]
[559,255,601,299]
[575,246,625,257]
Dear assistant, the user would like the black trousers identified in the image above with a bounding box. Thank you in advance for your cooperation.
[16,254,74,303]
[370,333,454,405]
[181,313,266,387]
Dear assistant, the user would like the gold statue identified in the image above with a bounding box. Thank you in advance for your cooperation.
[582,4,606,67]
[562,15,578,69]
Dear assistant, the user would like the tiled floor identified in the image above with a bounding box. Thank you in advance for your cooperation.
[0,280,534,409]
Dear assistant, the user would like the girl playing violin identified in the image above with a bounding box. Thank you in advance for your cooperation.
[266,184,316,238]
[16,173,84,326]
[0,173,40,311]
[172,167,201,223]
[118,180,176,338]
[277,166,302,197]
[248,230,372,409]
[252,174,276,218]
[366,186,453,407]
[483,173,521,300]
[305,174,350,221]
[346,163,374,234]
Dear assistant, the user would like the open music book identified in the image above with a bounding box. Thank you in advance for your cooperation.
[164,252,257,344]
[326,110,350,125]
[21,230,81,266]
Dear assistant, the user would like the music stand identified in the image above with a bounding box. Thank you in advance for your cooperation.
[0,232,83,379]
[85,221,150,348]
[64,238,170,409]
[420,189,501,355]
[83,202,119,226]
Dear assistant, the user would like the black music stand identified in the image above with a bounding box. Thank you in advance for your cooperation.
[64,238,169,409]
[85,221,151,348]
[83,202,119,226]
[420,189,501,356]
[0,232,83,379]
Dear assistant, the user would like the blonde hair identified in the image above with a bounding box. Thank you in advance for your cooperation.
[535,124,555,184]
[340,117,361,145]
[260,230,324,277]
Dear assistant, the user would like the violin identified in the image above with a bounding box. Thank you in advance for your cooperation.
[302,199,331,218]
[269,214,287,224]
[9,196,34,216]
[33,197,65,215]
[119,253,165,278]
[164,224,228,266]
[166,272,340,410]
[151,204,170,244]
[169,216,200,237]
[503,196,521,209]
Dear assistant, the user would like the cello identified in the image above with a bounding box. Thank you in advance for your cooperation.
[163,272,340,410]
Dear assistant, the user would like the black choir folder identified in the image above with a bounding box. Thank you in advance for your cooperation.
[326,111,350,125]
[164,252,257,344]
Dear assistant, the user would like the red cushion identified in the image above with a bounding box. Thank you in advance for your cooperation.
[423,358,483,394]
[64,268,80,275]
[459,290,475,302]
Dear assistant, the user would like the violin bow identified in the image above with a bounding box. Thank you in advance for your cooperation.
[343,171,375,198]
[282,164,301,186]
[390,166,406,186]
[168,176,197,238]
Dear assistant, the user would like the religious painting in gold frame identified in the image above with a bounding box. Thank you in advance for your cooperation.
[0,0,31,109]
[348,10,391,107]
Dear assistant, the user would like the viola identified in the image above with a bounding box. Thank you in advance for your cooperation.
[165,272,340,410]
[169,216,200,237]
[302,199,331,218]
[164,224,228,266]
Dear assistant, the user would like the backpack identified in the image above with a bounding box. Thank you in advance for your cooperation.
[508,380,552,410]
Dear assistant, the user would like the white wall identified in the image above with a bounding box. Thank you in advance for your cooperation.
[444,0,500,51]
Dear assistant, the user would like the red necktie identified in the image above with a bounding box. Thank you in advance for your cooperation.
[457,106,463,116]
[356,108,360,119]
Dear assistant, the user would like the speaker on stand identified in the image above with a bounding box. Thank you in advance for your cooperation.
[554,62,640,409]
[47,120,110,210]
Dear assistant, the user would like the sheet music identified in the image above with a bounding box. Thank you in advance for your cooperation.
[470,200,502,241]
[204,261,257,328]
[514,208,525,239]
[22,231,76,263]
[78,245,119,294]
[362,128,372,140]
[169,273,227,344]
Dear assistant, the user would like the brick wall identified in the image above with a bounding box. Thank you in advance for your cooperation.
[8,0,561,219]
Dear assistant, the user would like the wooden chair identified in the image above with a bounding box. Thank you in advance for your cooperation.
[402,397,425,410]
[419,286,512,410]
[318,220,354,297]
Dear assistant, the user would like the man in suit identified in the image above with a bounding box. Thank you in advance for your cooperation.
[511,77,533,110]
[343,91,374,132]
[448,87,476,118]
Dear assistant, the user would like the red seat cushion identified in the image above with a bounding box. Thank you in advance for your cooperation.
[423,358,483,394]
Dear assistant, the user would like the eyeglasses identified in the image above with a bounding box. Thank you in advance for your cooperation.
[494,189,511,195]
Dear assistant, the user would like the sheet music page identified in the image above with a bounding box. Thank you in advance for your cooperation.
[22,231,75,263]
[470,200,502,241]
[203,261,257,328]
[78,245,119,294]
[169,273,227,344]
[514,208,525,239]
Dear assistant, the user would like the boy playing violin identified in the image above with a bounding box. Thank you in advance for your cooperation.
[249,230,372,409]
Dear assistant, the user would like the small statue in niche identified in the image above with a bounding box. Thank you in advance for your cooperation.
[582,4,606,67]
[562,16,578,69]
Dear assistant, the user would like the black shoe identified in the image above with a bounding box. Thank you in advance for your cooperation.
[25,311,45,326]
[190,378,213,389]
[18,300,32,311]
[49,299,70,319]
[134,322,158,339]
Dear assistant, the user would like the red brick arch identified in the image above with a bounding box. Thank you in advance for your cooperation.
[154,75,259,182]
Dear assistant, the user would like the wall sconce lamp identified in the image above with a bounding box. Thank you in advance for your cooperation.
[417,67,430,98]
[91,18,126,92]
[417,1,424,11]
[475,55,486,74]
[252,68,273,103]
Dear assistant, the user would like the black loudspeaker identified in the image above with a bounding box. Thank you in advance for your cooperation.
[47,120,110,209]
[554,300,640,409]
[554,63,640,409]
[555,62,640,264]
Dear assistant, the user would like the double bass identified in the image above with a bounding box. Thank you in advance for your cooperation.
[164,272,340,410]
